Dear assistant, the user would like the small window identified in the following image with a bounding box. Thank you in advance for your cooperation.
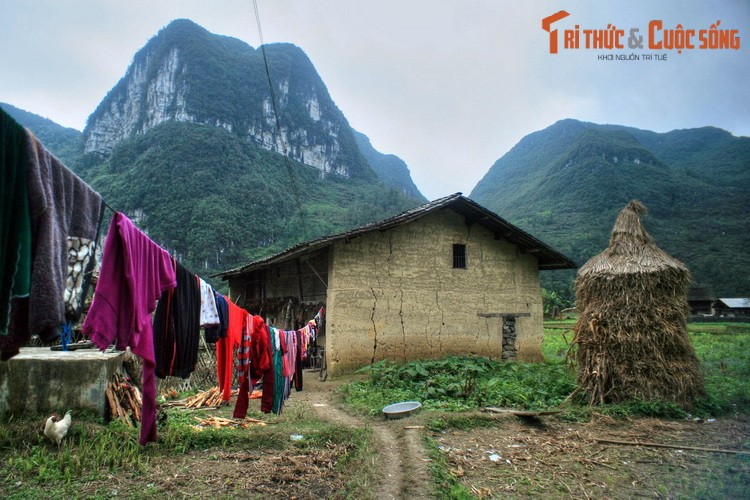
[453,244,467,269]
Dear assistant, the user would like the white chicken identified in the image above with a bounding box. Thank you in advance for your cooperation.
[44,410,72,448]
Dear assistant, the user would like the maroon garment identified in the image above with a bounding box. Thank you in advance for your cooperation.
[82,212,176,445]
[249,316,272,384]
[234,375,252,419]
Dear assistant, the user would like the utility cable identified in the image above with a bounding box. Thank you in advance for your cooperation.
[252,0,308,239]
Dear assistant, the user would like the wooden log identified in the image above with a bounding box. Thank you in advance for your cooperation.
[105,386,119,419]
[132,385,142,407]
[112,386,131,427]
[126,387,141,422]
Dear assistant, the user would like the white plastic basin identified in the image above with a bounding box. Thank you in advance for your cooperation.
[382,401,422,419]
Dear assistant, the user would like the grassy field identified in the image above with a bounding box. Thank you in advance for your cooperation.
[0,403,375,499]
[340,322,750,498]
[341,322,750,419]
[542,321,750,416]
[1,323,747,498]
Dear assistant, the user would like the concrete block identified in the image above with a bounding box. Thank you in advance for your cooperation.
[0,347,124,417]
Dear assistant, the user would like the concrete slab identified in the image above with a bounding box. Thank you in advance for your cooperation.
[0,347,124,417]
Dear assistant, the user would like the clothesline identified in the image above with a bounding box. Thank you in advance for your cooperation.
[86,208,323,446]
[2,107,324,447]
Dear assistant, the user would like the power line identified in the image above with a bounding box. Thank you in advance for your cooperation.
[252,0,308,239]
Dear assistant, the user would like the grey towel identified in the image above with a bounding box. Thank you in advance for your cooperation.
[2,132,103,357]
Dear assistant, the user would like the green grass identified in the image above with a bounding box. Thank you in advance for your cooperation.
[689,323,750,416]
[341,323,750,422]
[544,321,750,417]
[340,356,577,416]
[0,404,376,498]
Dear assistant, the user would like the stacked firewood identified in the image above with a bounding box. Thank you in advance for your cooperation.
[182,387,226,408]
[191,416,268,431]
[105,372,142,427]
[159,387,231,409]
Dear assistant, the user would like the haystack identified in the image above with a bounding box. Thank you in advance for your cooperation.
[572,200,705,407]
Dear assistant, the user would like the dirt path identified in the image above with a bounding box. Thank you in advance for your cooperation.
[289,375,432,499]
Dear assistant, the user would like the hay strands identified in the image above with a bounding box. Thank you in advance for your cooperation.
[105,372,142,427]
[192,416,269,430]
[594,437,750,455]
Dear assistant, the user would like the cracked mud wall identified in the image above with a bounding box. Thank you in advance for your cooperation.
[326,209,544,375]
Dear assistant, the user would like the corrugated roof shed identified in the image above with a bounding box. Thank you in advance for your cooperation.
[718,298,750,308]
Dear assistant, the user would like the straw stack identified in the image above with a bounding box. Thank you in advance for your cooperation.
[572,200,705,408]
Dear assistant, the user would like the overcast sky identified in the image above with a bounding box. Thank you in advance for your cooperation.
[1,1,748,199]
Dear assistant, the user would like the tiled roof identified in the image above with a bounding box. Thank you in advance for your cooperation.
[213,193,576,278]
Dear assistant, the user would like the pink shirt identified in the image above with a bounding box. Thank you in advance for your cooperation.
[83,212,176,445]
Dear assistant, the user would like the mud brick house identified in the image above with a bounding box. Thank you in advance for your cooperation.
[216,194,576,375]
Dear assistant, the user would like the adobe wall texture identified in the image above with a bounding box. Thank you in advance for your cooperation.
[326,208,544,375]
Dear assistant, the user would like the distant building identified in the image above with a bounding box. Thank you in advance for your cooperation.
[687,288,717,316]
[716,298,750,317]
[215,194,575,375]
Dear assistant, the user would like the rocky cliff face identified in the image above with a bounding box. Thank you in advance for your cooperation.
[83,19,371,179]
[84,47,196,156]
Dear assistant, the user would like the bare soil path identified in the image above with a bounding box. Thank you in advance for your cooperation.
[288,375,433,499]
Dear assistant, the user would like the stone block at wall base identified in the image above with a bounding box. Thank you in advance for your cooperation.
[0,347,124,417]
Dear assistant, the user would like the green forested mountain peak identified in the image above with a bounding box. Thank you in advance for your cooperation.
[353,131,427,201]
[0,102,82,166]
[83,19,374,180]
[81,121,421,283]
[5,18,428,283]
[471,119,750,297]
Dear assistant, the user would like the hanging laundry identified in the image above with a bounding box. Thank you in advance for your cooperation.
[2,111,103,360]
[83,212,176,446]
[216,297,247,401]
[294,329,304,391]
[238,314,272,417]
[314,307,325,333]
[0,107,31,339]
[204,291,229,343]
[260,324,276,414]
[249,315,272,384]
[271,327,288,415]
[282,329,296,379]
[198,278,220,327]
[153,259,201,379]
[298,324,311,360]
[233,313,254,419]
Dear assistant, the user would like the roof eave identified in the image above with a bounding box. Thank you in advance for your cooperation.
[211,193,578,278]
